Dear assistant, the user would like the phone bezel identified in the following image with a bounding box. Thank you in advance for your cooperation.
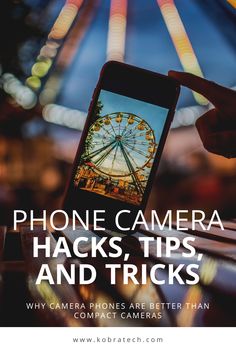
[62,61,180,231]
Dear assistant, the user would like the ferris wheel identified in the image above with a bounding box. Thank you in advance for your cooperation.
[81,112,157,194]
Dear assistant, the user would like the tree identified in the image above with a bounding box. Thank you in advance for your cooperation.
[94,100,103,120]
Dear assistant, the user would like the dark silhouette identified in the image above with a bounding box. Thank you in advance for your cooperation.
[169,71,236,159]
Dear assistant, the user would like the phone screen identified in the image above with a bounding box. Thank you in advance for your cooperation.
[73,88,169,206]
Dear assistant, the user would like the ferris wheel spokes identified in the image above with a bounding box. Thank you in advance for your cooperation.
[98,124,115,138]
[124,139,151,146]
[119,142,145,195]
[120,120,131,137]
[121,143,141,171]
[122,141,150,158]
[123,130,147,140]
[110,143,119,173]
[83,139,116,160]
[107,117,117,136]
[93,141,118,167]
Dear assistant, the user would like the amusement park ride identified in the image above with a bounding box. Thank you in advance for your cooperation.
[74,112,157,204]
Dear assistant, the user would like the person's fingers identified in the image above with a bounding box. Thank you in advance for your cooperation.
[203,131,236,158]
[196,109,236,158]
[195,109,219,142]
[168,71,236,112]
[169,70,236,157]
[168,71,218,100]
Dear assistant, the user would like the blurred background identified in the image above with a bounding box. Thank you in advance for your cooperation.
[0,0,236,224]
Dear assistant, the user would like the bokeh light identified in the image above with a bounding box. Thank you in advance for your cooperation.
[31,60,52,78]
[107,0,128,62]
[2,73,37,109]
[227,0,236,8]
[157,0,208,106]
[42,103,87,130]
[26,1,84,93]
[26,76,41,90]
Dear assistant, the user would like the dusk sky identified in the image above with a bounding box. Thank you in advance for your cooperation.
[99,89,168,142]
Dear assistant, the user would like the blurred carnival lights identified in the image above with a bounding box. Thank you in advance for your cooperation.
[42,103,87,130]
[40,0,98,106]
[177,285,202,326]
[227,0,236,8]
[200,258,217,285]
[26,0,84,92]
[2,73,37,109]
[171,105,207,128]
[107,0,128,62]
[42,103,207,131]
[0,1,84,110]
[157,0,208,106]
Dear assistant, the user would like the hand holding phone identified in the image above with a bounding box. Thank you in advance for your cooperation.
[169,70,236,158]
[63,61,180,232]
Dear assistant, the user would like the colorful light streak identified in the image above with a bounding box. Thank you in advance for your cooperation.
[40,0,98,106]
[3,73,37,109]
[157,0,208,105]
[227,0,236,8]
[26,0,84,92]
[42,103,87,130]
[48,3,78,40]
[171,105,207,128]
[107,0,128,62]
[200,258,217,285]
[177,285,203,326]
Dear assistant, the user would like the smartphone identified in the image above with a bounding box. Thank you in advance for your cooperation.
[63,61,180,232]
